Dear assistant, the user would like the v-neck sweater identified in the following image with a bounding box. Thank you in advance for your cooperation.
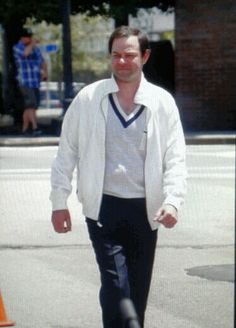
[103,94,147,198]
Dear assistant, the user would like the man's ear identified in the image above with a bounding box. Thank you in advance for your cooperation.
[142,49,151,65]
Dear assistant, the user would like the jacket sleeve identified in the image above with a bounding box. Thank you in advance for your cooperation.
[50,99,79,210]
[162,98,187,211]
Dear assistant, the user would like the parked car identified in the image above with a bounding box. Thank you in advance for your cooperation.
[37,81,85,125]
[39,81,85,110]
[39,82,61,110]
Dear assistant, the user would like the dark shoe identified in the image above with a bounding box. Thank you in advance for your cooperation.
[32,128,43,137]
[22,129,32,137]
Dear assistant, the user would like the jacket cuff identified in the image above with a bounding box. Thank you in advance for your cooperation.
[163,195,183,212]
[50,190,68,211]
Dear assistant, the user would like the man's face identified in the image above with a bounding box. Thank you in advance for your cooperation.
[110,35,149,83]
[21,36,32,46]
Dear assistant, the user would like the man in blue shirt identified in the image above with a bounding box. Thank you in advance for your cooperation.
[13,27,48,136]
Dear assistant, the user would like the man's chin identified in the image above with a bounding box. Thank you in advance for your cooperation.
[114,72,137,83]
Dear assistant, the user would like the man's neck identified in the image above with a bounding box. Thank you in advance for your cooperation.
[115,78,141,114]
[117,83,139,114]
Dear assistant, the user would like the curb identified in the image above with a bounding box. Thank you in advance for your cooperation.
[0,136,60,147]
[0,133,235,147]
[185,133,235,145]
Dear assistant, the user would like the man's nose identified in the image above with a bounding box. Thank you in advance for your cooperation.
[118,56,126,64]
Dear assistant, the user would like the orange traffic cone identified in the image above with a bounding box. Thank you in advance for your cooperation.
[0,291,15,327]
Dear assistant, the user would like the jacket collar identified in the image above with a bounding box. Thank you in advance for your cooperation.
[134,73,153,109]
[102,75,119,95]
[103,73,154,110]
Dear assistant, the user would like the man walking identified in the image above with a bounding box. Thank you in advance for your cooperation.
[13,27,48,136]
[50,26,187,327]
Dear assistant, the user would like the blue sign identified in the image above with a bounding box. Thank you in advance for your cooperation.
[44,44,58,53]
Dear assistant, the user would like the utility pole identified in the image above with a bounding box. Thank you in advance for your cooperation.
[0,25,10,115]
[60,0,73,114]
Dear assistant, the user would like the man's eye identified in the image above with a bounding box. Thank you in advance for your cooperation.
[125,54,135,59]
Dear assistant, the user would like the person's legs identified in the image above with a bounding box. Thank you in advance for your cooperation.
[31,88,41,133]
[22,108,31,132]
[86,196,157,328]
[20,87,41,134]
[22,108,37,132]
[28,108,37,130]
[124,198,158,327]
[86,217,130,328]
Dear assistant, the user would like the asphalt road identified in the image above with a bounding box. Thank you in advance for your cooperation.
[0,145,234,328]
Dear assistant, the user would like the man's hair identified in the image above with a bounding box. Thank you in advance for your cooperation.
[20,27,33,38]
[108,26,150,56]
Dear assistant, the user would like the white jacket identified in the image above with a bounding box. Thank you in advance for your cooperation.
[50,75,187,230]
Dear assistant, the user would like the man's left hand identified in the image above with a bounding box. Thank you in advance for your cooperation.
[153,204,177,229]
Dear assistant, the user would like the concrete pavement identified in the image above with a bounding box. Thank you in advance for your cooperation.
[0,144,234,327]
[0,131,235,147]
[0,109,235,146]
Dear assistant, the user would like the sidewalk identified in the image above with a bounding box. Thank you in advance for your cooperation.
[184,131,236,145]
[0,130,235,147]
[0,111,235,146]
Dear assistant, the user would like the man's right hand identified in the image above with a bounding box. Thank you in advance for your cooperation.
[51,209,72,233]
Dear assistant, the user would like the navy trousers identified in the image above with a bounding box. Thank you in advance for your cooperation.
[86,195,158,328]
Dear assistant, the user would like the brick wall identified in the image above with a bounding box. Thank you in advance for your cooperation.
[175,0,236,131]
